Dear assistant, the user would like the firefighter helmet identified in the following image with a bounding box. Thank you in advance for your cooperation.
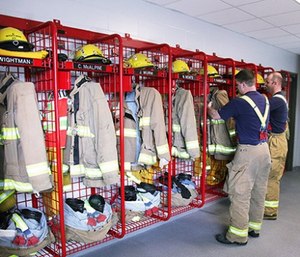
[124,53,153,69]
[200,65,220,77]
[74,44,111,64]
[0,190,16,213]
[257,73,265,84]
[89,194,105,213]
[0,27,34,52]
[172,60,190,73]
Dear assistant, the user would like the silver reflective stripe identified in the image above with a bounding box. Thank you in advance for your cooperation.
[12,213,29,232]
[210,119,225,125]
[172,124,181,132]
[26,162,51,177]
[264,200,279,208]
[157,144,169,155]
[249,221,262,230]
[1,127,20,140]
[138,152,156,165]
[172,146,190,159]
[186,140,199,150]
[99,160,119,173]
[228,226,248,237]
[139,117,150,127]
[69,164,85,176]
[0,179,33,192]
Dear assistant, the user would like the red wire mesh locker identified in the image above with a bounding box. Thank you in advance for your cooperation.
[0,15,58,257]
[204,55,236,200]
[169,46,208,216]
[44,21,126,256]
[120,35,173,234]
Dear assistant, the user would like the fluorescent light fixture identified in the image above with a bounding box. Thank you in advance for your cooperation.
[295,0,300,3]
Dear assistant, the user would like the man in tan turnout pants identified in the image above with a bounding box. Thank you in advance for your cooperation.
[264,72,288,220]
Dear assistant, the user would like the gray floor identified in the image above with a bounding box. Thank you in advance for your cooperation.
[71,169,300,257]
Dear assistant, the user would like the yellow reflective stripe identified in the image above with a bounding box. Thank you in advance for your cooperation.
[249,221,262,231]
[208,144,236,154]
[172,124,181,133]
[1,127,20,140]
[138,153,156,165]
[126,171,141,184]
[228,226,248,237]
[157,144,169,155]
[139,117,150,127]
[124,128,137,137]
[206,165,211,170]
[67,125,95,137]
[210,119,225,125]
[69,164,85,176]
[172,146,190,159]
[0,179,33,192]
[229,129,236,136]
[12,213,29,232]
[0,190,15,204]
[85,168,102,178]
[26,162,51,177]
[265,200,279,208]
[63,184,72,192]
[99,160,119,173]
[124,162,131,171]
[186,140,199,150]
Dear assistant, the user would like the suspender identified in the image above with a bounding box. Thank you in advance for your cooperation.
[240,95,269,129]
[273,94,288,109]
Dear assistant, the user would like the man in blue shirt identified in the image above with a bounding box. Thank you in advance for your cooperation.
[264,72,288,220]
[208,69,271,245]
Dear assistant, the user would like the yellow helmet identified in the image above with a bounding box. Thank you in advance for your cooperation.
[0,27,34,52]
[172,60,190,73]
[200,65,220,77]
[124,53,153,69]
[0,190,16,213]
[74,44,111,64]
[256,73,265,84]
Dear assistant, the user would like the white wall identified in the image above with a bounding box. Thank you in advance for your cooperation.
[1,0,300,167]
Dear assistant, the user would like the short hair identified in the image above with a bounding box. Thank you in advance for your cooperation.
[235,69,255,87]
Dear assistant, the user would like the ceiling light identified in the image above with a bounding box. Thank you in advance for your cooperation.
[295,0,300,3]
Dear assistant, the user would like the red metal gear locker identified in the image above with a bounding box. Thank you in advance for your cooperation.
[0,14,59,257]
[120,34,173,233]
[169,45,208,215]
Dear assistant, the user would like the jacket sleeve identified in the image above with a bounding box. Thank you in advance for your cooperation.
[150,89,171,162]
[14,82,53,193]
[177,89,200,159]
[89,82,119,185]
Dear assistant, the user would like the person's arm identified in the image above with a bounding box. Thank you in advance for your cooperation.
[207,101,221,119]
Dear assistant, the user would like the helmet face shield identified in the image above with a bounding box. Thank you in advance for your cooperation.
[124,53,153,69]
[172,60,190,73]
[0,27,34,52]
[74,44,111,64]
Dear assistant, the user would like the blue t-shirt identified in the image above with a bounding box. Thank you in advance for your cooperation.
[219,91,269,145]
[269,93,288,133]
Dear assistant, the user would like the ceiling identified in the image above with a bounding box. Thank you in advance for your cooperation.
[144,0,300,55]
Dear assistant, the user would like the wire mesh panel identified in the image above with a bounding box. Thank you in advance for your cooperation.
[0,16,57,257]
[44,22,126,256]
[166,48,208,216]
[119,39,173,233]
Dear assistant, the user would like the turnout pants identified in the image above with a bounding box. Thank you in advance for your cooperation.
[264,132,288,216]
[224,143,271,243]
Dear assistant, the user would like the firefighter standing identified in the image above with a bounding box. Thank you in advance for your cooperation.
[208,69,271,245]
[264,72,288,220]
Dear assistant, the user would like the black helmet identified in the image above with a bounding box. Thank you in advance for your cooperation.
[121,185,137,201]
[88,194,105,213]
[137,182,156,195]
[65,198,85,213]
